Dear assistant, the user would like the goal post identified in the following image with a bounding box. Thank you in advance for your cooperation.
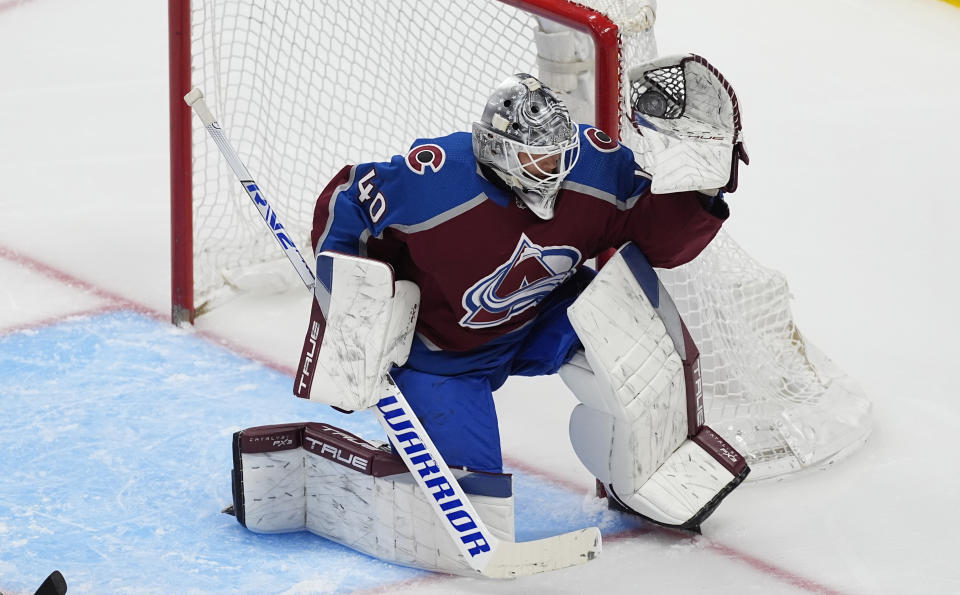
[497,0,622,135]
[168,0,871,481]
[169,0,193,325]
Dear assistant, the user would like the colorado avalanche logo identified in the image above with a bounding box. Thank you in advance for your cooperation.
[460,234,582,328]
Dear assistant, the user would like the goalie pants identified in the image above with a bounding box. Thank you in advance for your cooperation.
[391,267,596,474]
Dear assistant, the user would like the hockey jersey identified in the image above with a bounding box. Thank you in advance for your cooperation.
[311,125,727,353]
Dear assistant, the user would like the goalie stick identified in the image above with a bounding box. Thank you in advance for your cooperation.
[184,88,601,578]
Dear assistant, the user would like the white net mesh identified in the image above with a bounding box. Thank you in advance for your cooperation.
[188,0,544,308]
[185,0,870,480]
[657,233,871,479]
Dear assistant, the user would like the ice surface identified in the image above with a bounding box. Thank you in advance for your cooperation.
[0,312,645,593]
[1,0,959,593]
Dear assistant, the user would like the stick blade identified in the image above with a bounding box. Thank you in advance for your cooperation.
[481,527,601,579]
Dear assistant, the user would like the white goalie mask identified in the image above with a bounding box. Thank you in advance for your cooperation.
[628,54,749,194]
[472,73,580,220]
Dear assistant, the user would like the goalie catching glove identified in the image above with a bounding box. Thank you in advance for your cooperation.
[294,252,420,411]
[628,53,749,195]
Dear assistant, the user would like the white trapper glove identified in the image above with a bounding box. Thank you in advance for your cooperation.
[294,252,419,411]
[627,54,749,195]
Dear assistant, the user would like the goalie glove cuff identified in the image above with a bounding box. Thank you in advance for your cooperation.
[697,191,730,219]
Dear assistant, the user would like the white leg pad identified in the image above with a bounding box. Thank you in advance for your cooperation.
[614,439,738,527]
[563,244,748,528]
[231,423,514,576]
[238,449,306,533]
[563,246,689,493]
[304,456,514,574]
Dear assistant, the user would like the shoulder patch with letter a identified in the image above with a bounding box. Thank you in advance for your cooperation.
[460,234,581,328]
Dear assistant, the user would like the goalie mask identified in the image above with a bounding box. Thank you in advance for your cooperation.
[628,54,749,194]
[473,73,580,220]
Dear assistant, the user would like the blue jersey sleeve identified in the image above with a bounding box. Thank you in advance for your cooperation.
[310,132,492,261]
[566,124,652,203]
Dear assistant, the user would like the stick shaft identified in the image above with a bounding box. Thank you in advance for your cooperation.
[184,88,316,291]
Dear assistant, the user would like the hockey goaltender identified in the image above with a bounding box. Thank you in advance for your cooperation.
[222,55,751,577]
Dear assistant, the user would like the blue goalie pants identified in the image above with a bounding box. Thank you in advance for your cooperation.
[391,268,595,473]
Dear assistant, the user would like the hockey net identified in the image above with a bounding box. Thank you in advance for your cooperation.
[169,0,871,480]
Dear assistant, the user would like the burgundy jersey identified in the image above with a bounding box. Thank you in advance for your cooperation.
[311,125,727,352]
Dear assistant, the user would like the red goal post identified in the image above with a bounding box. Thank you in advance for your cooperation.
[169,0,193,326]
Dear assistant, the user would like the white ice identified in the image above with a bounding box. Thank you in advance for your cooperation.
[1,0,959,593]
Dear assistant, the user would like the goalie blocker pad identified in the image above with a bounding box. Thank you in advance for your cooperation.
[294,251,420,411]
[228,422,515,576]
[562,243,749,530]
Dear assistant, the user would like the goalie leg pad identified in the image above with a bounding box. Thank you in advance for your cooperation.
[562,243,748,528]
[231,422,514,576]
[604,426,749,529]
[567,401,748,529]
